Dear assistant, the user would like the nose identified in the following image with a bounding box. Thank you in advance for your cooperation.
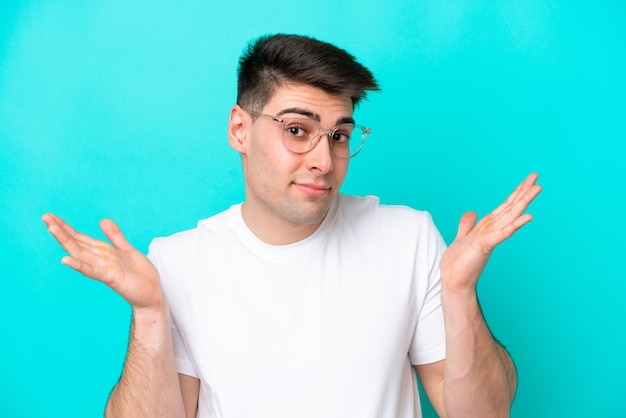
[305,132,334,174]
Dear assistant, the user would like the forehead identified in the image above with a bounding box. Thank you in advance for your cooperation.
[262,83,353,119]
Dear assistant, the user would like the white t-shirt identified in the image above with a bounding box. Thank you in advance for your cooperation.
[148,194,447,418]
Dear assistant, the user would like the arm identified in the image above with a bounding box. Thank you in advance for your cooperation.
[417,173,541,418]
[105,307,185,418]
[180,374,201,418]
[438,287,517,418]
[42,214,193,417]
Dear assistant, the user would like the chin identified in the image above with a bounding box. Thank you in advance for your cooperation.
[287,203,331,226]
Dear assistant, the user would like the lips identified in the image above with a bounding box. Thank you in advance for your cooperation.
[293,182,331,197]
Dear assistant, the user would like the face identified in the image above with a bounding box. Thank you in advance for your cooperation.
[229,83,353,243]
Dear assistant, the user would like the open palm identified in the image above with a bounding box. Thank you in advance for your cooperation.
[440,173,542,292]
[42,213,164,312]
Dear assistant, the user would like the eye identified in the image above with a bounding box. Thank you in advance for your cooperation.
[286,126,306,137]
[331,125,354,145]
[283,120,312,140]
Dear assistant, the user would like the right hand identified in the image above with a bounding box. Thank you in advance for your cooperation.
[42,213,164,313]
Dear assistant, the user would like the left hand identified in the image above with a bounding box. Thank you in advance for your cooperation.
[439,173,542,294]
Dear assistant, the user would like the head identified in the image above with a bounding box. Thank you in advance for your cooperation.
[229,35,380,244]
[237,34,380,112]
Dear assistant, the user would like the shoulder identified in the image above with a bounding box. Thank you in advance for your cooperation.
[338,194,437,229]
[336,194,445,257]
[149,227,198,256]
[148,204,241,264]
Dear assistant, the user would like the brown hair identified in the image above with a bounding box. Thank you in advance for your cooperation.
[237,34,380,112]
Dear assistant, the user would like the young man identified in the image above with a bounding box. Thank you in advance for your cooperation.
[43,34,541,418]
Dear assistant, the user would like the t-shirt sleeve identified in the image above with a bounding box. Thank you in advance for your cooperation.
[408,213,447,365]
[147,240,199,378]
[170,318,199,378]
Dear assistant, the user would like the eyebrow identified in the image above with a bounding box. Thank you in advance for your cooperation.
[276,107,355,125]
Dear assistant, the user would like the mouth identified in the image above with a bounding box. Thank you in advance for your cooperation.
[293,182,331,198]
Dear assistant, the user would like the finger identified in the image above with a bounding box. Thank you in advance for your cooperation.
[492,173,539,218]
[496,213,534,242]
[100,219,134,251]
[42,213,72,235]
[45,219,89,257]
[44,217,113,274]
[48,226,106,273]
[456,211,478,240]
[492,177,528,215]
[494,183,542,227]
[61,247,117,284]
[42,213,58,228]
[512,174,540,207]
[43,214,126,287]
[491,176,533,217]
[61,254,97,277]
[507,184,542,218]
[43,213,101,248]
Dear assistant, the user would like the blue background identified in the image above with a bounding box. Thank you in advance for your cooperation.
[1,1,624,416]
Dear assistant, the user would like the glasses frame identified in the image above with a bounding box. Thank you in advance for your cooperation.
[244,108,371,159]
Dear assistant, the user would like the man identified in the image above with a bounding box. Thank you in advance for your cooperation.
[43,34,541,417]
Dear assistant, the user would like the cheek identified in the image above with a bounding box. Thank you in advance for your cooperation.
[251,141,293,174]
[246,138,296,187]
[332,159,349,183]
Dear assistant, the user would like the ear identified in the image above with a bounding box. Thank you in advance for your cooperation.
[228,105,249,153]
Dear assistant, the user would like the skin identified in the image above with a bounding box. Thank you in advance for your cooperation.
[416,173,541,417]
[41,214,186,417]
[42,82,541,418]
[229,83,352,245]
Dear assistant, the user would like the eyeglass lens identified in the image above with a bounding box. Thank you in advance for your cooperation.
[280,117,365,158]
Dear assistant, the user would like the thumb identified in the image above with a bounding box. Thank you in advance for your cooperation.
[456,211,478,240]
[100,219,133,250]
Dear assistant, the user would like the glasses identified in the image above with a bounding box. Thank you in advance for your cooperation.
[245,109,371,159]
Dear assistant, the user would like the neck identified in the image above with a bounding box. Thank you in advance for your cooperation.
[240,202,326,245]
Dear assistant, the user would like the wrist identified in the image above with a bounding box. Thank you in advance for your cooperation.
[440,282,482,325]
[440,275,478,301]
[132,300,170,320]
[130,304,172,349]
